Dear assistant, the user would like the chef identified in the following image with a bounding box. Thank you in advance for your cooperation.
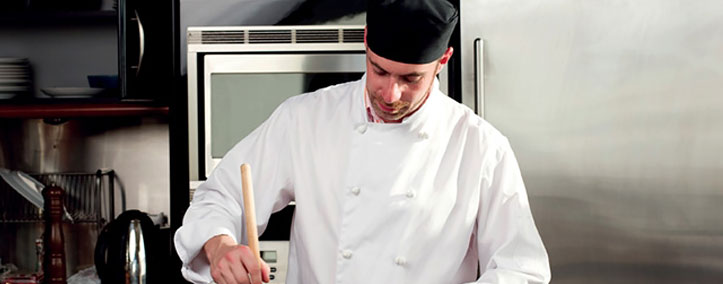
[175,0,551,283]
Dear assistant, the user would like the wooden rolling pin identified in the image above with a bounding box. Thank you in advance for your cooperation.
[240,164,261,268]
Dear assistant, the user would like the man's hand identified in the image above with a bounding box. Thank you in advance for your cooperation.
[204,234,271,284]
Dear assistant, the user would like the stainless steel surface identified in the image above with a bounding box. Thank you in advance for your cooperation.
[126,219,147,284]
[187,53,200,181]
[187,25,364,48]
[473,38,484,117]
[0,119,86,173]
[460,0,723,282]
[187,26,364,45]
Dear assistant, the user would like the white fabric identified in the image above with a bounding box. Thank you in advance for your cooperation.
[174,74,551,283]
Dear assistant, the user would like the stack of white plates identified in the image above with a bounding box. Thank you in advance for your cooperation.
[0,57,32,100]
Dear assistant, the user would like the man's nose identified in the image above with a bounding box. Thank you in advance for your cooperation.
[381,79,402,103]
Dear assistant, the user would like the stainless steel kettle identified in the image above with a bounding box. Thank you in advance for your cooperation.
[95,210,158,283]
[126,219,146,283]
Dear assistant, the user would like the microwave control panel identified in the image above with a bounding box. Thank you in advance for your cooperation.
[259,240,289,283]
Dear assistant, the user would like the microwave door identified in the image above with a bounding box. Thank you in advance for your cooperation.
[202,53,366,178]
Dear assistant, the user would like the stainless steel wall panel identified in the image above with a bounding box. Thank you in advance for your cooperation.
[460,0,723,282]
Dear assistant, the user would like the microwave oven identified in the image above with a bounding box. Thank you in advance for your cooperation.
[187,25,369,181]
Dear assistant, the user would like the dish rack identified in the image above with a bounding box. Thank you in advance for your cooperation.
[0,169,125,226]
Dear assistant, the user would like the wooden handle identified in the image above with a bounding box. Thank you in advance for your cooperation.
[240,164,261,266]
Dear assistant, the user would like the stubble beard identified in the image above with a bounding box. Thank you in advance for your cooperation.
[368,62,440,122]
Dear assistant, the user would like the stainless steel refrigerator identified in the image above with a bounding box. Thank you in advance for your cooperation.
[456,0,723,282]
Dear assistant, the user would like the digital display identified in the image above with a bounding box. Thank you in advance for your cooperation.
[261,250,277,263]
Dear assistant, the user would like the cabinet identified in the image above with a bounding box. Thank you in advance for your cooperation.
[1,8,121,104]
[1,3,177,116]
[0,10,116,26]
[1,1,181,106]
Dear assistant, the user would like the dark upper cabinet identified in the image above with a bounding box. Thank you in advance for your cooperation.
[119,0,180,103]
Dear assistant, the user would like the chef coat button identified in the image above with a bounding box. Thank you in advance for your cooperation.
[356,124,368,134]
[418,131,429,139]
[351,186,361,195]
[342,250,353,259]
[405,191,415,198]
[394,256,407,266]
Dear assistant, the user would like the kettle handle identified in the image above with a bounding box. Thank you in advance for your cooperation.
[94,210,157,282]
[94,222,113,280]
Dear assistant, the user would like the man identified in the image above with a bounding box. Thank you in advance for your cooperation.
[175,0,551,283]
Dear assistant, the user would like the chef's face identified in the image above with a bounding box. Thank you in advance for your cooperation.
[364,47,453,122]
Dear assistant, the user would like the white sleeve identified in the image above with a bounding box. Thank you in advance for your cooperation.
[174,100,296,283]
[472,141,551,284]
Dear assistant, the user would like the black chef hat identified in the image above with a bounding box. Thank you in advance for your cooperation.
[366,0,459,64]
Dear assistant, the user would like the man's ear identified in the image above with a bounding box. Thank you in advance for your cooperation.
[436,47,454,74]
[440,47,454,65]
[364,26,368,48]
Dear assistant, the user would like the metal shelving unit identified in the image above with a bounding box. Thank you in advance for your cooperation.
[0,169,125,227]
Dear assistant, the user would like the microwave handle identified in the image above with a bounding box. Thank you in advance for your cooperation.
[473,38,484,118]
[133,9,145,76]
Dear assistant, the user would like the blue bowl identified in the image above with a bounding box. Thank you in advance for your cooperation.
[87,75,119,89]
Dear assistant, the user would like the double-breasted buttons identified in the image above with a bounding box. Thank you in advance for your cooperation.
[355,124,368,134]
[394,256,407,266]
[406,190,416,198]
[350,186,361,195]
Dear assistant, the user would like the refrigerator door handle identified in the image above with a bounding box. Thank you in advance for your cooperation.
[473,38,484,117]
[133,9,145,76]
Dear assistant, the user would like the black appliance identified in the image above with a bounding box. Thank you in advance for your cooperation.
[119,0,180,102]
[94,210,160,283]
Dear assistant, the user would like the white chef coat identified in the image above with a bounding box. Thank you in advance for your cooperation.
[174,74,551,283]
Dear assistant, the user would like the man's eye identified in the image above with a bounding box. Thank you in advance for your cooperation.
[403,76,421,84]
[374,69,388,76]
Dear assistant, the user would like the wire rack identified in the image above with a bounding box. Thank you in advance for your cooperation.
[0,169,125,226]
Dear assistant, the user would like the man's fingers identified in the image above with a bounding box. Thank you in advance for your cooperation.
[214,274,227,284]
[211,245,257,284]
[209,244,264,284]
[260,260,271,283]
[220,267,239,284]
[211,261,228,284]
[227,251,250,284]
[238,246,263,283]
[219,259,243,284]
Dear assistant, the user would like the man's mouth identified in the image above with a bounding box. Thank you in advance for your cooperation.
[376,101,396,113]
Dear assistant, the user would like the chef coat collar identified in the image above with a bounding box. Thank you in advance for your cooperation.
[356,73,439,135]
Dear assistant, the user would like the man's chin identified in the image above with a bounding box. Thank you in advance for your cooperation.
[379,113,405,122]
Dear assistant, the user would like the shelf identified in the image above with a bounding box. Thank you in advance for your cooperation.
[0,11,117,26]
[0,102,168,118]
